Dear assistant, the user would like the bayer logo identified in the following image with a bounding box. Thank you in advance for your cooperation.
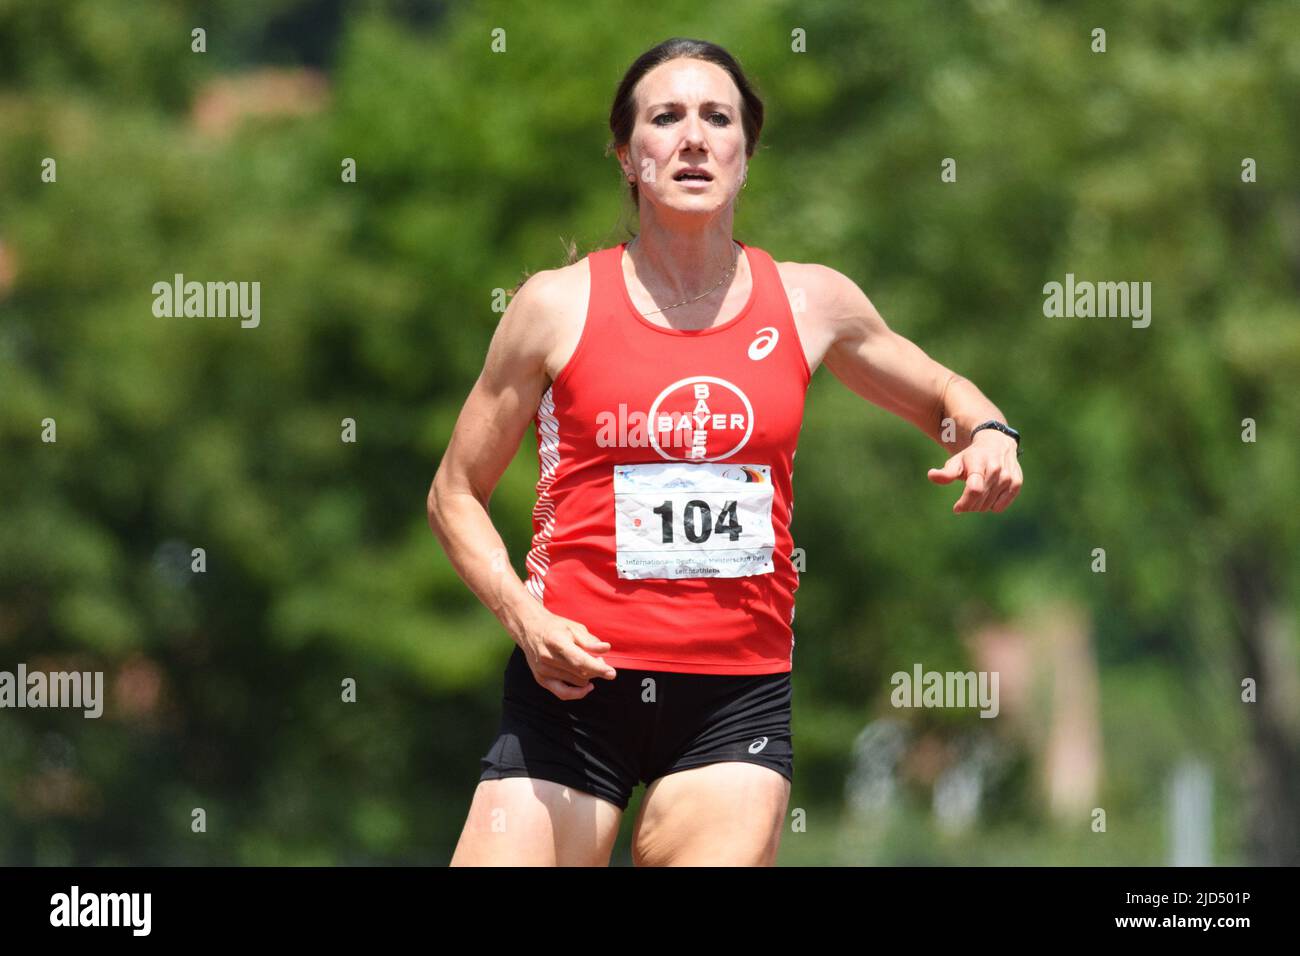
[646,376,755,462]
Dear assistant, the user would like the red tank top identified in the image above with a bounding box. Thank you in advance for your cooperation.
[523,240,812,674]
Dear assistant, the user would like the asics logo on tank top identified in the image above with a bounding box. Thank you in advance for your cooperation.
[747,326,779,361]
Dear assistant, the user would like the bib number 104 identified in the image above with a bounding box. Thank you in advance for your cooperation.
[651,499,743,543]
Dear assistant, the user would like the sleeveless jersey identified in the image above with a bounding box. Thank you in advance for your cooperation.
[522,240,812,674]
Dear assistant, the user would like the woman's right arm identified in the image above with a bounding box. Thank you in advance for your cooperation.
[426,269,617,699]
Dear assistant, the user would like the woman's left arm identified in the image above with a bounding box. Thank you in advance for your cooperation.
[813,265,1023,514]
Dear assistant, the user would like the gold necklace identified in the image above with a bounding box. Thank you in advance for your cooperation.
[625,237,741,315]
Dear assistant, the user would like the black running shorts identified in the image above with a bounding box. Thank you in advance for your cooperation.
[478,645,794,811]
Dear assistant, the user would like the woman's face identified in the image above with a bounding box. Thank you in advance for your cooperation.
[620,58,747,214]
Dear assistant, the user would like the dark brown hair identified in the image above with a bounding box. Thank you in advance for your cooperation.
[509,38,764,296]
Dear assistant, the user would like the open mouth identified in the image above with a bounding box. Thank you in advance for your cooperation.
[673,170,713,183]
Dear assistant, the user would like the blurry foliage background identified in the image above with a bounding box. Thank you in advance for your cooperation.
[1,0,1297,864]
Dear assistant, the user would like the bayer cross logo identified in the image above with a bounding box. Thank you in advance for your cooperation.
[646,376,754,462]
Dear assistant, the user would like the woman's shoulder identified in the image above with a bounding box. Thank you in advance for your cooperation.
[762,252,846,289]
[761,253,863,316]
[502,254,593,382]
[761,254,880,365]
[510,251,592,315]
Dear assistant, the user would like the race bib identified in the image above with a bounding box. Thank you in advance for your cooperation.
[613,461,775,580]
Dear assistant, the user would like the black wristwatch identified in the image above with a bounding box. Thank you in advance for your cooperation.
[970,420,1021,456]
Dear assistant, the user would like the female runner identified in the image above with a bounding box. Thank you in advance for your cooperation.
[428,37,1023,866]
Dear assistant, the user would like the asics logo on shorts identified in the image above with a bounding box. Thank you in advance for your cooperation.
[748,736,769,754]
[748,326,779,361]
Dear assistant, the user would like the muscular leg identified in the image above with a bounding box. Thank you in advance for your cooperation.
[631,763,791,866]
[451,778,624,866]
